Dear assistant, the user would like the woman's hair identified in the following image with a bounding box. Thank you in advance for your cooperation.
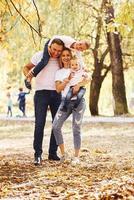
[59,47,72,68]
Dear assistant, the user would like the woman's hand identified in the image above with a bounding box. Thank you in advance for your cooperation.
[72,85,80,95]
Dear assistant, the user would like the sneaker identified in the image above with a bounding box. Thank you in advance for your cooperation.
[71,157,80,166]
[34,156,42,166]
[60,153,67,163]
[48,154,60,161]
[24,79,32,90]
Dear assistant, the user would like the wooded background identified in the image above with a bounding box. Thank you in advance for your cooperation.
[0,0,134,116]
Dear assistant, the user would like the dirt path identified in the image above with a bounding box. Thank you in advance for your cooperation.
[0,120,134,199]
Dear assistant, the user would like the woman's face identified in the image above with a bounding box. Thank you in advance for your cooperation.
[61,50,72,67]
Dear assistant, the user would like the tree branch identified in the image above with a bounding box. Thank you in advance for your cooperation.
[32,0,42,37]
[9,0,42,37]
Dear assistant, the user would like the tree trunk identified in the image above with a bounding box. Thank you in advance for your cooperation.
[104,0,128,115]
[90,67,103,115]
[107,32,128,114]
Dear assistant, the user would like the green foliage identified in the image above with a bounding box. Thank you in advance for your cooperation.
[115,1,134,36]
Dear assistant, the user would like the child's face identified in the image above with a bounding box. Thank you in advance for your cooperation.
[74,41,88,51]
[70,59,80,71]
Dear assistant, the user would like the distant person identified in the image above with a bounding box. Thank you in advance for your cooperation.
[18,88,30,117]
[6,92,13,117]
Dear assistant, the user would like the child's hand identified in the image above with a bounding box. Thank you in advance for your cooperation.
[72,85,80,95]
[68,72,75,80]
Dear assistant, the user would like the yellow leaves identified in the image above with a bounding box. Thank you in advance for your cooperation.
[115,2,134,36]
[50,0,61,9]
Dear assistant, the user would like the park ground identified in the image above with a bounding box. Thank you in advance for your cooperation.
[0,119,134,200]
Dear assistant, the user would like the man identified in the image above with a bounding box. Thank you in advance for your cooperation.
[23,36,90,166]
[23,38,64,165]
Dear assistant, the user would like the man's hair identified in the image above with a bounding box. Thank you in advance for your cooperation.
[51,38,65,47]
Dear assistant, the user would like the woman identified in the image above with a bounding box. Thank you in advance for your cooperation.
[52,47,90,165]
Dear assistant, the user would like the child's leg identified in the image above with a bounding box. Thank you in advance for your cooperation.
[24,40,50,90]
[74,87,86,109]
[61,87,73,111]
[32,40,50,77]
[7,106,9,116]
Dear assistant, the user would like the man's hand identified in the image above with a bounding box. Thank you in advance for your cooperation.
[26,69,34,80]
[23,63,35,77]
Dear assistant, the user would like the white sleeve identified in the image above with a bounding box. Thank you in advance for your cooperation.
[48,35,76,48]
[30,51,43,65]
[75,51,85,68]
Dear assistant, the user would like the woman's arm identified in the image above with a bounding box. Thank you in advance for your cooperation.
[55,78,70,93]
[72,77,91,94]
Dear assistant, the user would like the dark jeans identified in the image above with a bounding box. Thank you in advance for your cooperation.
[62,87,86,109]
[33,40,50,77]
[33,90,61,157]
[19,102,25,116]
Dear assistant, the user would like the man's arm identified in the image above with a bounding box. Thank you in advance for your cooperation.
[23,62,35,77]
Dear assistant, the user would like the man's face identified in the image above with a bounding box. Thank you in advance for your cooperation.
[49,43,63,58]
[74,41,87,51]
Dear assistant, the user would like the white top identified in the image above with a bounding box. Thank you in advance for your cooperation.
[48,35,85,68]
[55,68,87,98]
[70,69,88,86]
[31,51,59,91]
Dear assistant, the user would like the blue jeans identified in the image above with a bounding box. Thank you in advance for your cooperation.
[62,87,86,110]
[53,98,86,149]
[33,90,61,157]
[19,102,25,116]
[33,40,50,77]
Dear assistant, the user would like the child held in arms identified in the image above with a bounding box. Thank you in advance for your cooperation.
[60,56,91,112]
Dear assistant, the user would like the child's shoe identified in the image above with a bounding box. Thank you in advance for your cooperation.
[24,79,32,90]
[71,157,80,166]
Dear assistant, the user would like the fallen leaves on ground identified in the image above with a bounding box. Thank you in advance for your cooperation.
[0,153,134,200]
[0,121,134,199]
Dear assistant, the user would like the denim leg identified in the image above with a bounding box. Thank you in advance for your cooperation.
[74,87,86,109]
[53,104,72,146]
[63,87,73,108]
[33,91,48,157]
[33,40,50,77]
[72,98,86,149]
[48,91,61,155]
